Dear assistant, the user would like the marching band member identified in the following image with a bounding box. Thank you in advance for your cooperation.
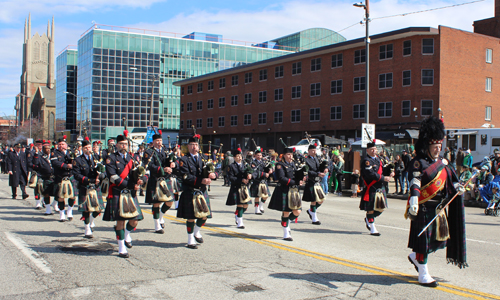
[303,144,327,225]
[92,141,102,161]
[73,138,105,238]
[268,148,303,241]
[249,149,271,215]
[177,135,216,249]
[101,138,115,162]
[225,148,252,229]
[103,134,147,258]
[51,136,77,222]
[32,140,56,215]
[359,140,393,236]
[406,116,467,287]
[28,140,43,209]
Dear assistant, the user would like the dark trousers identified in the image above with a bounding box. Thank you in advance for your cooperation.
[11,185,27,197]
[336,173,343,193]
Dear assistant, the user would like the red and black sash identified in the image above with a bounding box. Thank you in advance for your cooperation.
[362,158,383,202]
[107,158,134,199]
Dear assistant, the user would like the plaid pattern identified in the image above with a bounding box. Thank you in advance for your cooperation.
[359,186,386,211]
[268,185,293,212]
[225,184,250,205]
[250,180,270,198]
[408,201,447,254]
[102,190,144,221]
[302,184,316,202]
[176,188,212,219]
[77,186,104,212]
[42,179,55,197]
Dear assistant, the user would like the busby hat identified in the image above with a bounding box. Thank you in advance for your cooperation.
[188,134,201,144]
[415,116,445,157]
[116,135,126,143]
[233,148,242,156]
[283,148,294,154]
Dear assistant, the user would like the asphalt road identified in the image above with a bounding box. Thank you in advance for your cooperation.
[0,174,499,300]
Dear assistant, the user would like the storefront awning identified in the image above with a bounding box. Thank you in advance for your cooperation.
[376,129,419,140]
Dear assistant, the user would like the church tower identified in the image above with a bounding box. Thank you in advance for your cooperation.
[18,14,55,126]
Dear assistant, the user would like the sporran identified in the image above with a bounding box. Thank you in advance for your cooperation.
[288,186,302,210]
[119,189,139,218]
[374,188,387,212]
[313,183,326,203]
[28,172,38,188]
[238,185,252,203]
[192,190,210,218]
[435,206,450,241]
[257,181,268,200]
[155,178,173,202]
[58,177,74,199]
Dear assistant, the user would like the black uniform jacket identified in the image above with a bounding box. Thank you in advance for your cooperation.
[33,152,54,180]
[7,150,28,187]
[51,149,73,181]
[73,154,99,191]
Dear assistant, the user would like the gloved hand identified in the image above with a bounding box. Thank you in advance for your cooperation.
[409,196,419,216]
[454,182,465,195]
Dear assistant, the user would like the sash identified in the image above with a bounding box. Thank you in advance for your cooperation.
[107,159,134,199]
[362,159,383,202]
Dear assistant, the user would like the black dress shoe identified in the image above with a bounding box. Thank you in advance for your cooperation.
[118,252,129,258]
[12,196,16,199]
[237,225,245,229]
[420,281,438,288]
[35,207,42,210]
[22,195,29,199]
[283,237,293,241]
[370,232,381,236]
[124,241,133,248]
[187,244,198,249]
[68,217,73,221]
[84,235,93,239]
[59,219,66,222]
[312,221,321,225]
[194,236,204,244]
[155,229,164,234]
[43,212,53,216]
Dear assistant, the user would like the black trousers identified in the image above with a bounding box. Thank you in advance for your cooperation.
[11,185,27,197]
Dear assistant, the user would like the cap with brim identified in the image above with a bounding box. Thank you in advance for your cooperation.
[35,140,43,144]
[14,143,21,148]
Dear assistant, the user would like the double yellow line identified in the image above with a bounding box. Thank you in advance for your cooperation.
[146,209,499,300]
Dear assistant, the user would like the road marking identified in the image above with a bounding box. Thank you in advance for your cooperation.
[5,232,52,274]
[148,210,499,300]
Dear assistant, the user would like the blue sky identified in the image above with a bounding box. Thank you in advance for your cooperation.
[0,0,493,117]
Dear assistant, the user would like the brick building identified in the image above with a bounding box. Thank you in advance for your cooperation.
[175,23,500,152]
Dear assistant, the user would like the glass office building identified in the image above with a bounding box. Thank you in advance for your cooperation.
[270,28,346,51]
[55,48,78,135]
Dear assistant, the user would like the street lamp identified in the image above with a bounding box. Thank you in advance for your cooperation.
[354,0,370,123]
[130,67,159,128]
[64,91,88,140]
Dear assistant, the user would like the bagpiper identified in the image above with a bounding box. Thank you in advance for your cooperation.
[225,148,253,229]
[92,141,102,161]
[27,140,43,209]
[359,140,393,236]
[73,138,105,238]
[143,132,177,234]
[177,135,216,249]
[303,144,328,225]
[268,148,303,241]
[103,134,147,258]
[32,140,56,215]
[249,148,272,215]
[406,116,467,287]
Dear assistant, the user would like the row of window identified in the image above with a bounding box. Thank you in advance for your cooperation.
[180,100,435,129]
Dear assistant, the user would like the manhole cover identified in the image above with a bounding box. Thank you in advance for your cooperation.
[233,284,264,293]
[58,242,114,253]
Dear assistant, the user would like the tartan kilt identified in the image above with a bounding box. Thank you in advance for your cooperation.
[225,184,250,205]
[41,178,55,197]
[145,177,177,204]
[359,186,386,211]
[268,185,293,212]
[176,188,212,219]
[53,176,79,198]
[102,189,144,221]
[302,182,316,202]
[77,186,104,212]
[249,180,270,198]
[408,201,447,254]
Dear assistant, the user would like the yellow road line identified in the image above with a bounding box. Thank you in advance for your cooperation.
[143,209,499,300]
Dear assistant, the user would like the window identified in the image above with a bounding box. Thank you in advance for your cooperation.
[187,102,192,112]
[274,88,283,101]
[291,86,301,99]
[244,114,251,126]
[196,118,202,128]
[379,73,393,89]
[486,106,492,121]
[421,100,433,116]
[258,91,267,103]
[218,116,225,127]
[310,83,321,96]
[196,100,202,111]
[180,103,184,113]
[422,38,434,54]
[422,69,434,85]
[208,80,214,91]
[331,80,342,94]
[244,93,252,105]
[330,106,342,120]
[309,108,320,122]
[311,58,321,71]
[486,49,493,64]
[292,62,302,75]
[403,70,411,87]
[486,77,492,92]
[180,120,184,130]
[291,109,301,123]
[231,75,238,86]
[219,78,226,88]
[462,134,477,151]
[331,53,343,68]
[353,104,366,119]
[378,102,392,118]
[186,119,192,128]
[231,95,238,106]
[354,77,366,91]
[230,115,238,126]
[245,72,252,84]
[354,49,366,64]
[275,66,284,78]
[197,83,203,93]
[379,44,393,60]
[403,40,411,56]
[274,111,283,124]
[218,97,225,108]
[207,98,214,109]
[258,112,267,125]
[181,87,184,95]
[259,69,268,81]
[187,85,193,94]
[402,100,411,117]
[207,117,213,128]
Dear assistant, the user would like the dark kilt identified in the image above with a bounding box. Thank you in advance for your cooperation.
[359,187,386,211]
[41,178,55,197]
[408,200,447,254]
[169,176,183,193]
[225,184,250,205]
[103,189,144,221]
[77,186,105,212]
[145,177,178,204]
[268,185,293,212]
[54,176,79,198]
[177,188,212,219]
[302,182,317,202]
[250,180,270,198]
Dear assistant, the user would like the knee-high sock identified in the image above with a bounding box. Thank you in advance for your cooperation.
[373,211,382,218]
[315,203,322,209]
[152,206,160,219]
[186,221,195,233]
[68,198,75,207]
[196,219,205,227]
[366,213,374,223]
[92,211,100,218]
[174,193,179,201]
[281,216,289,227]
[288,213,298,221]
[126,222,136,232]
[44,197,51,205]
[115,228,125,240]
[161,203,170,214]
[310,205,317,212]
[416,253,428,264]
[237,207,245,217]
[82,212,90,224]
[58,201,65,210]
